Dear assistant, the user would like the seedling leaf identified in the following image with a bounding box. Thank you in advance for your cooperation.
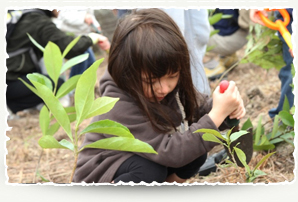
[30,80,72,141]
[82,137,157,154]
[85,97,119,119]
[80,119,134,139]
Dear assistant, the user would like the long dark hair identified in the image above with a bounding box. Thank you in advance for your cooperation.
[108,8,203,133]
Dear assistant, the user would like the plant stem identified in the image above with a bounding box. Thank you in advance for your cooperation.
[33,149,44,183]
[69,127,79,183]
[69,153,78,183]
[226,144,245,182]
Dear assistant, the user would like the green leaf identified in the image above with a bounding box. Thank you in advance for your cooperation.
[234,147,250,172]
[253,144,275,151]
[271,115,280,139]
[27,73,53,91]
[36,170,50,182]
[60,53,89,74]
[280,132,294,140]
[282,96,290,111]
[225,159,237,168]
[230,130,249,143]
[62,36,81,58]
[194,128,225,140]
[202,133,223,144]
[278,110,294,127]
[82,137,157,154]
[30,80,72,141]
[210,29,220,37]
[253,169,267,178]
[85,97,119,119]
[241,118,253,131]
[18,78,38,96]
[221,14,233,19]
[27,33,45,52]
[80,119,134,138]
[68,113,77,123]
[206,45,216,52]
[46,122,60,136]
[75,58,104,127]
[269,137,284,145]
[59,139,74,151]
[209,13,223,25]
[254,115,263,145]
[65,106,76,114]
[253,152,275,172]
[39,105,50,136]
[56,75,80,99]
[290,106,295,115]
[38,136,70,149]
[43,41,63,86]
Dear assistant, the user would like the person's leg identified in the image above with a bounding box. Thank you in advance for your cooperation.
[167,153,207,182]
[6,75,64,114]
[113,155,168,183]
[69,48,96,78]
[269,13,293,118]
[207,27,248,57]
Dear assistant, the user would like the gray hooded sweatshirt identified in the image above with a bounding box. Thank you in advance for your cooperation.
[73,70,229,183]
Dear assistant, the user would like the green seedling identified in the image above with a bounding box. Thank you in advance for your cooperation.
[21,35,157,183]
[194,127,275,182]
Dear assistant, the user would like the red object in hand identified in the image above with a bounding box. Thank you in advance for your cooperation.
[219,80,229,93]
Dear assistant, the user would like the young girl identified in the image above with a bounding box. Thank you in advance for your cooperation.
[73,8,245,183]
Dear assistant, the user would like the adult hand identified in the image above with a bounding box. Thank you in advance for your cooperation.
[84,13,93,25]
[249,9,268,26]
[98,35,110,51]
[289,49,294,58]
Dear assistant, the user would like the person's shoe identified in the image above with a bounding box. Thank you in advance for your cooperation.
[204,60,226,80]
[220,53,239,68]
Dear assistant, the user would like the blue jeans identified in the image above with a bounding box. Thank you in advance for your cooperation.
[269,11,294,118]
[69,48,96,78]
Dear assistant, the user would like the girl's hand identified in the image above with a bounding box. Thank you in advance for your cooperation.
[208,81,245,127]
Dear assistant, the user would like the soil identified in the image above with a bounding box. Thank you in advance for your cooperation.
[6,48,295,184]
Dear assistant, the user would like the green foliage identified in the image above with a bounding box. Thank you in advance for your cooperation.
[206,9,232,52]
[240,21,285,70]
[241,97,295,151]
[194,127,274,182]
[21,34,157,182]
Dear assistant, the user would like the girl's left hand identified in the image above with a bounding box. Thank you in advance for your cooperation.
[228,96,246,120]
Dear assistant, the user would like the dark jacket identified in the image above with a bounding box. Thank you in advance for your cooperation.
[6,10,93,80]
[73,70,231,183]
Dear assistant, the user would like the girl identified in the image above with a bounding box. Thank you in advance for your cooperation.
[73,8,245,183]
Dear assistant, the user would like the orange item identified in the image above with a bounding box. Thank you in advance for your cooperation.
[258,9,292,49]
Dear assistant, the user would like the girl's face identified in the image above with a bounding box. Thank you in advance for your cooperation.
[142,72,180,102]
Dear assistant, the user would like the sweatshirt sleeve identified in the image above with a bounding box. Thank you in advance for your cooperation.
[135,113,220,168]
[35,14,93,59]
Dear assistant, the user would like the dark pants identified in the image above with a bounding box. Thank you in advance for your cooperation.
[6,75,64,114]
[113,154,207,183]
[269,10,294,118]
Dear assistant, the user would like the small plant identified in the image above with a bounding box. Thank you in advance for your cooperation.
[194,128,275,182]
[241,97,294,151]
[240,20,285,70]
[20,35,157,183]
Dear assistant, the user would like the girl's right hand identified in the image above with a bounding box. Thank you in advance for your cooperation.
[208,81,244,128]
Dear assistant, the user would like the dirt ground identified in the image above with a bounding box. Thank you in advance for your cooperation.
[5,48,295,184]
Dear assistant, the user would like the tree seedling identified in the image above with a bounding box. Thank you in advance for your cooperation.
[20,35,157,183]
